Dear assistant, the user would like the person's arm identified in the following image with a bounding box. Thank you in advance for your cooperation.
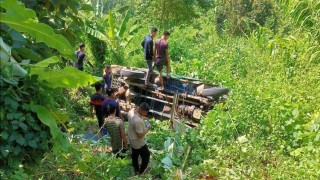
[165,49,170,77]
[120,124,128,149]
[136,126,150,138]
[90,105,94,118]
[148,40,153,60]
[116,102,124,120]
[87,61,94,69]
[153,41,156,62]
[82,53,94,69]
[135,119,151,138]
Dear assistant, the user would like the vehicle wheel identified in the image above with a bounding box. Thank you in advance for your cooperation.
[120,69,145,79]
[202,87,229,97]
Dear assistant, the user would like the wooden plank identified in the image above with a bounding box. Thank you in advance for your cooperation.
[127,81,208,106]
[138,94,173,105]
[171,91,179,128]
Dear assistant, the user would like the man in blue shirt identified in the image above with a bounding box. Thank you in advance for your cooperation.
[102,88,123,121]
[90,83,106,135]
[103,65,112,93]
[141,27,158,86]
[74,43,93,71]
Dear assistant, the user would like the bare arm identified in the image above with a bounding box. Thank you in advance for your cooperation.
[165,49,170,75]
[136,127,150,138]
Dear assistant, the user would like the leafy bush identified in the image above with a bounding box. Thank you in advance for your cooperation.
[0,67,50,175]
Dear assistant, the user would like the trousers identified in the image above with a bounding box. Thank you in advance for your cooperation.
[131,144,150,174]
[145,60,153,84]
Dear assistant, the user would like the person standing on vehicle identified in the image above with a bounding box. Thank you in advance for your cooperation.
[103,65,112,93]
[74,43,93,71]
[105,103,128,158]
[141,27,158,86]
[155,31,171,89]
[128,102,151,175]
[90,83,106,136]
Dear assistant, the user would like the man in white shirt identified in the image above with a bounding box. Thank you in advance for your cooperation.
[128,102,151,175]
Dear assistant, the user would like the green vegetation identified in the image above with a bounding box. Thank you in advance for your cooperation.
[1,0,319,179]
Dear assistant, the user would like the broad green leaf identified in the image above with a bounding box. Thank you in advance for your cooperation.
[28,140,37,148]
[15,133,26,145]
[50,110,69,124]
[161,156,173,169]
[4,97,18,111]
[0,37,29,77]
[237,135,249,144]
[33,56,60,68]
[14,48,42,62]
[0,37,12,56]
[93,0,103,18]
[128,48,142,56]
[290,147,304,157]
[80,4,94,11]
[66,0,78,14]
[84,26,111,44]
[1,131,9,140]
[30,67,101,88]
[108,10,115,39]
[1,146,9,157]
[164,137,172,149]
[10,29,26,48]
[116,6,130,14]
[36,105,60,138]
[18,122,28,131]
[12,146,21,155]
[118,10,130,38]
[129,24,142,35]
[0,15,73,55]
[292,108,299,118]
[0,0,37,20]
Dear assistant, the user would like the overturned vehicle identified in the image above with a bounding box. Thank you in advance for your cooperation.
[110,65,229,127]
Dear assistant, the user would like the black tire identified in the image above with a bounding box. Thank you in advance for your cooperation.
[202,87,229,97]
[120,69,145,79]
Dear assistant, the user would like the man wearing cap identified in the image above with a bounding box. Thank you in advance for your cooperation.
[74,43,93,71]
[128,102,151,175]
[141,27,158,86]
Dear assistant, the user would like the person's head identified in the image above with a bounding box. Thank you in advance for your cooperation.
[107,103,117,116]
[94,82,103,92]
[79,43,85,51]
[137,102,150,117]
[106,88,117,98]
[163,31,170,40]
[150,27,158,38]
[104,65,111,73]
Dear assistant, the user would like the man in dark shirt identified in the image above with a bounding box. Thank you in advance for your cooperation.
[102,88,123,121]
[103,65,112,93]
[141,27,158,86]
[90,83,106,135]
[155,31,171,89]
[74,43,93,71]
